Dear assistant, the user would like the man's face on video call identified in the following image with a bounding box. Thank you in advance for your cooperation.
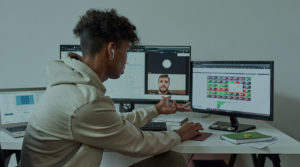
[158,77,170,93]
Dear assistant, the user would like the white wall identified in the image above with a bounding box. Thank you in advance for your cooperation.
[1,0,300,166]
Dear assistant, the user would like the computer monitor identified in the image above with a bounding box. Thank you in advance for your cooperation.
[60,45,191,105]
[60,45,81,59]
[0,87,45,124]
[190,61,274,132]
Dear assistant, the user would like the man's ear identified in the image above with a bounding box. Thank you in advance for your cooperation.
[107,42,115,61]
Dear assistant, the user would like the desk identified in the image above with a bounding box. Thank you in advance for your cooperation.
[172,112,300,154]
[171,112,300,167]
[1,112,300,166]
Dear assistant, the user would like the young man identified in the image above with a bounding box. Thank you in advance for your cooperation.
[20,9,203,167]
[157,74,171,95]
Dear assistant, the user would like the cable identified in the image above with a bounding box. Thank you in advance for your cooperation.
[201,114,212,119]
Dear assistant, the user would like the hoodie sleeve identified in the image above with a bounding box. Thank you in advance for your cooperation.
[71,98,181,157]
[119,106,159,128]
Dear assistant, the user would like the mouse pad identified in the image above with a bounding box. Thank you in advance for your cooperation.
[191,132,213,141]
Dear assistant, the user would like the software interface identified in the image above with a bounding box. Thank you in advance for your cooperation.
[60,45,190,102]
[0,90,44,124]
[192,62,271,116]
[60,45,81,58]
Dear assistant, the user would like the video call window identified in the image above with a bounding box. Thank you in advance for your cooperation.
[145,46,190,96]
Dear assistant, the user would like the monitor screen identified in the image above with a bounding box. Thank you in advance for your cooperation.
[191,61,274,121]
[0,88,45,124]
[60,45,82,58]
[60,45,191,103]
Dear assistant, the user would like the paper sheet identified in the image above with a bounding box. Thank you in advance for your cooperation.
[241,137,279,149]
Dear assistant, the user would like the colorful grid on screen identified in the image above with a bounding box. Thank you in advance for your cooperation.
[207,76,252,101]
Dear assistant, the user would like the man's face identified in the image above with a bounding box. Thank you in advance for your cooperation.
[158,77,170,93]
[107,41,129,79]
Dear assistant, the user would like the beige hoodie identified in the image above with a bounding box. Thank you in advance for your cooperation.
[20,55,181,167]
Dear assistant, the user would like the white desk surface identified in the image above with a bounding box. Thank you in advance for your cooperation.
[0,130,23,150]
[1,112,300,154]
[172,112,300,154]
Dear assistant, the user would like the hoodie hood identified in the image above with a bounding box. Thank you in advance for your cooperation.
[46,54,106,93]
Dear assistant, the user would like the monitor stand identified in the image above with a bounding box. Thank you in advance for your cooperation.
[119,102,135,113]
[209,116,256,132]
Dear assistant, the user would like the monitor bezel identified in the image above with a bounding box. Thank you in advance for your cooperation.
[60,44,191,104]
[190,61,274,121]
[0,87,46,93]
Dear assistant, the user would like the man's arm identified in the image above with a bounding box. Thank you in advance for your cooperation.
[119,96,193,128]
[119,106,159,128]
[71,98,181,157]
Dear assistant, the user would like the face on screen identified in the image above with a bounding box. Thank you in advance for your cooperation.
[158,76,170,94]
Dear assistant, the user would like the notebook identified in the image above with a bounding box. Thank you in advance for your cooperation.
[0,87,45,138]
[220,131,273,144]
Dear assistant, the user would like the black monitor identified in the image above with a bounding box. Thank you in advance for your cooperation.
[60,45,81,59]
[60,45,191,110]
[190,61,274,132]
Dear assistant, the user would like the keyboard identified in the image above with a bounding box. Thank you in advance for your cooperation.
[140,122,167,131]
[5,125,27,133]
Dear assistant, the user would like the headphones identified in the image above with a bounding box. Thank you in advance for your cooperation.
[110,49,115,61]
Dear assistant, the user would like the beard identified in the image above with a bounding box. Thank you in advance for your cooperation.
[159,87,169,94]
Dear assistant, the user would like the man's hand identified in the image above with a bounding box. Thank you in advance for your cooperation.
[155,96,192,115]
[174,122,203,141]
[176,102,192,112]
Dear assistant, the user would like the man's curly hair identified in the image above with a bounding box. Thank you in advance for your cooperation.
[73,9,139,56]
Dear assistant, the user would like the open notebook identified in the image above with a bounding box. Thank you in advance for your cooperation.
[0,87,45,138]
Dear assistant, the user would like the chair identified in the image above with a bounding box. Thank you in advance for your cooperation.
[1,146,5,167]
[187,154,237,167]
[0,146,21,167]
[193,160,228,167]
